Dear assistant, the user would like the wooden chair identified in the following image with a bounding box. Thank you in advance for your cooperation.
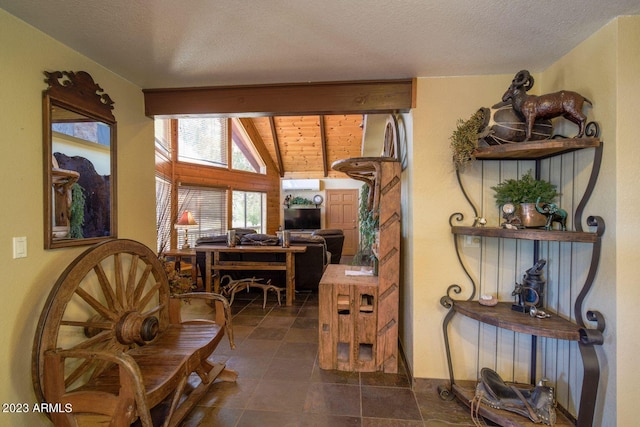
[32,239,237,426]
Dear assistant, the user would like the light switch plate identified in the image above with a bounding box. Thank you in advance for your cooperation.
[13,237,27,259]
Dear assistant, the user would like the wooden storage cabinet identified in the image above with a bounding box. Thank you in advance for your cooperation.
[319,265,379,372]
[439,137,605,427]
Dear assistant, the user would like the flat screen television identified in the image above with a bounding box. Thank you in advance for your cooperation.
[284,208,321,230]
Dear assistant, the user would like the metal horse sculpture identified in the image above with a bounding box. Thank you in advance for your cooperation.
[535,197,568,231]
[502,70,592,141]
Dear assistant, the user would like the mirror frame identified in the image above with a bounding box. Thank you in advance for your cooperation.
[43,70,118,249]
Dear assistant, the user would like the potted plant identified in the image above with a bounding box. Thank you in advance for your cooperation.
[450,108,486,171]
[491,170,559,227]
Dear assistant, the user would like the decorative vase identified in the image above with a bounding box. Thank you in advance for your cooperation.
[518,203,547,228]
[478,105,552,146]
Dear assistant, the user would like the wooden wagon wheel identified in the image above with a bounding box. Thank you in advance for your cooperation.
[382,114,399,160]
[32,239,170,409]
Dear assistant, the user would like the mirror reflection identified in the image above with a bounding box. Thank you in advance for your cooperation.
[44,71,117,249]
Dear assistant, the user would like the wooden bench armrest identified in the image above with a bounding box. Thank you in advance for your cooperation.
[45,348,153,427]
[170,292,235,349]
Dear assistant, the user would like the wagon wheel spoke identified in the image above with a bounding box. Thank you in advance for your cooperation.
[93,262,124,313]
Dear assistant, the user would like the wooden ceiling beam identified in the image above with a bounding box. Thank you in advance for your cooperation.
[319,115,328,177]
[143,79,415,117]
[269,117,285,177]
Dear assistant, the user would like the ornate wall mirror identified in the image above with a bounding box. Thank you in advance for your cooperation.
[43,71,117,249]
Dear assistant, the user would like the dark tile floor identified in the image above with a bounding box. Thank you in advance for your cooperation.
[179,289,478,427]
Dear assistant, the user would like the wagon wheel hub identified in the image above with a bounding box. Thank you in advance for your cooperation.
[116,311,160,345]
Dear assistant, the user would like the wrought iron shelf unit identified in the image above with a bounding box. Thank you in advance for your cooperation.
[439,133,605,427]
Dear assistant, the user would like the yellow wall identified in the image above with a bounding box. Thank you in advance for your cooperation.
[541,19,618,423]
[411,74,515,379]
[0,10,155,426]
[613,16,640,427]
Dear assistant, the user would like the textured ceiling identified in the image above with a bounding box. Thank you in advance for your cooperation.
[2,0,639,89]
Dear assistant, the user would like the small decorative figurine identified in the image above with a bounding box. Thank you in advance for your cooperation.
[474,217,487,227]
[502,70,592,141]
[535,197,568,230]
[512,259,547,312]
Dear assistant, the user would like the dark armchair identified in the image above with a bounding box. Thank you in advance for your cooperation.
[312,229,345,264]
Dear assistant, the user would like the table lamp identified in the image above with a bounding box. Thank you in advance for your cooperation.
[175,210,198,249]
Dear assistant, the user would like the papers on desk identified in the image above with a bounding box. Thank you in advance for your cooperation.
[345,268,374,276]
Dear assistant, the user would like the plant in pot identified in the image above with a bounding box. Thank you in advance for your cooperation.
[450,108,487,171]
[491,170,559,228]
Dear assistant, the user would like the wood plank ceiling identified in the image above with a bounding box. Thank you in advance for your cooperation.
[249,114,365,179]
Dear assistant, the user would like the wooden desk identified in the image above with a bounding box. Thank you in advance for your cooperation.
[170,245,306,306]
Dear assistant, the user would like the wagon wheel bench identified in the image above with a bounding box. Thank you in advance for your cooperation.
[32,239,237,426]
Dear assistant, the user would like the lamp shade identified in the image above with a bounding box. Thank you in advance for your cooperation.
[176,210,197,226]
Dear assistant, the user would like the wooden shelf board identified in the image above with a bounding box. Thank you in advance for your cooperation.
[474,137,600,160]
[452,226,598,243]
[452,301,581,341]
[452,382,574,427]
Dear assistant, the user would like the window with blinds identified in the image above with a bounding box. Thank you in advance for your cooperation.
[177,185,228,247]
[155,174,172,254]
[177,118,228,167]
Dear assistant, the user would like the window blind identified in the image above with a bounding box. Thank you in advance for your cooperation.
[177,118,228,167]
[177,185,227,247]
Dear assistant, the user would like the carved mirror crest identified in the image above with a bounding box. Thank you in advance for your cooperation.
[43,70,117,249]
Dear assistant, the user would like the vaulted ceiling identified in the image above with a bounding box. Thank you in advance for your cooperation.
[248,115,365,179]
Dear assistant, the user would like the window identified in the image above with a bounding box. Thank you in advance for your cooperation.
[232,190,266,233]
[177,185,228,247]
[154,118,171,153]
[155,174,172,254]
[52,121,111,146]
[156,117,270,251]
[177,118,228,167]
[231,119,265,173]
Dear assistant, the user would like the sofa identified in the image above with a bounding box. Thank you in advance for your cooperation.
[194,232,329,292]
[311,229,345,264]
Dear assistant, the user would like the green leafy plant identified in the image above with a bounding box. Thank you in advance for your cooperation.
[69,183,86,239]
[491,170,559,206]
[450,108,486,171]
[290,196,313,205]
[353,184,379,266]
